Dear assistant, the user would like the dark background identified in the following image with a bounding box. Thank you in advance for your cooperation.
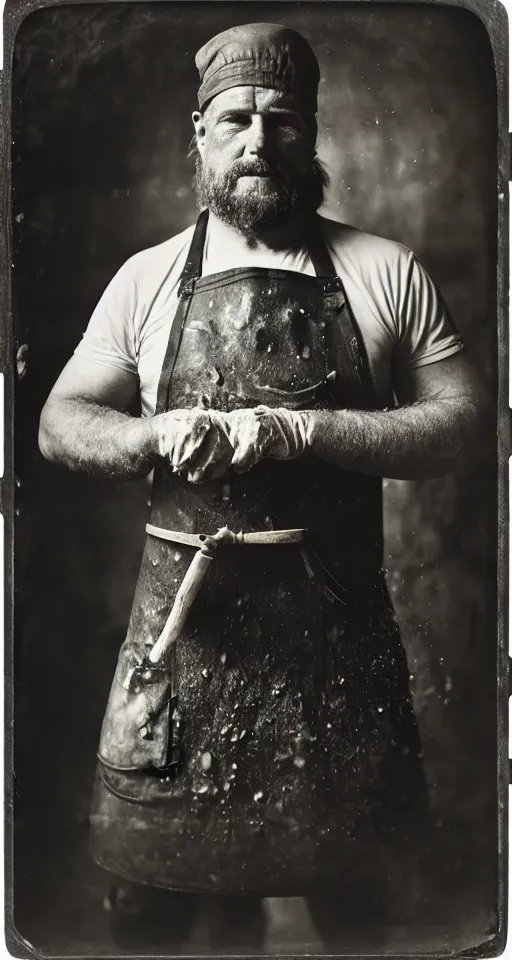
[12,2,499,955]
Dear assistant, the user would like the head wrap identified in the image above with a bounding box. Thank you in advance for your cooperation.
[195,22,320,117]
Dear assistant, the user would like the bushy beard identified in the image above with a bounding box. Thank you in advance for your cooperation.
[193,153,329,240]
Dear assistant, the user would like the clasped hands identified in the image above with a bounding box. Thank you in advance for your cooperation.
[152,406,309,483]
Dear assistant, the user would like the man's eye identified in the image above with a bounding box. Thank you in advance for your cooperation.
[222,114,249,126]
[271,116,304,135]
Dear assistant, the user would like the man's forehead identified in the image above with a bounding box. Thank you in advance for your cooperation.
[206,86,305,117]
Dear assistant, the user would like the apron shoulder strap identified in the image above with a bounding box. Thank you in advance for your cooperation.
[308,218,378,409]
[177,209,209,296]
[307,220,339,281]
[155,211,209,413]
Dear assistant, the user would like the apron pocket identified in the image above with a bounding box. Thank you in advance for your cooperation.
[98,643,173,771]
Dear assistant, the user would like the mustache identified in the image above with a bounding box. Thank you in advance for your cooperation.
[226,158,293,185]
[230,159,274,177]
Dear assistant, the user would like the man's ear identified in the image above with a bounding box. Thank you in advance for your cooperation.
[192,110,206,152]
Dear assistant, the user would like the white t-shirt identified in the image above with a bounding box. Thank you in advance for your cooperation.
[74,214,463,416]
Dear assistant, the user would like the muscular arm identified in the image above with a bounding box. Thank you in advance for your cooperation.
[39,356,158,477]
[303,352,489,480]
[40,349,488,483]
[39,355,229,481]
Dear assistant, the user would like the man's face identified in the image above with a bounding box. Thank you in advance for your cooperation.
[192,86,326,238]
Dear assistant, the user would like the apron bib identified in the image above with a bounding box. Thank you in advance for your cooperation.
[89,213,426,895]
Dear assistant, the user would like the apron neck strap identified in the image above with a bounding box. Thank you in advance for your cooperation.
[177,209,339,291]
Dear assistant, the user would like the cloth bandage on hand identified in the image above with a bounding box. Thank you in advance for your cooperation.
[155,408,233,483]
[155,409,211,469]
[185,410,233,483]
[258,406,309,460]
[225,405,309,473]
[157,405,309,482]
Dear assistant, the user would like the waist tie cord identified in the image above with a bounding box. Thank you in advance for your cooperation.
[146,524,307,665]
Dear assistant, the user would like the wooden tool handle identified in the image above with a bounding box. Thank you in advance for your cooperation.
[149,547,214,664]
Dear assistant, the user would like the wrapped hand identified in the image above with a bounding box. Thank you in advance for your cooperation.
[154,409,210,468]
[184,410,233,483]
[225,406,309,473]
[153,408,233,483]
[153,405,309,482]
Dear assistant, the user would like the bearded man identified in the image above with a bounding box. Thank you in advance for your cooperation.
[39,22,485,951]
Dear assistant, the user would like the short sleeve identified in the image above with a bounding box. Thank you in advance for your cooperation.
[74,260,138,374]
[394,253,464,370]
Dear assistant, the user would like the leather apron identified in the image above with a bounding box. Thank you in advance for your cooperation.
[89,212,427,896]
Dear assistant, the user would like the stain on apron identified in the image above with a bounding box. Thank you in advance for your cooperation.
[90,211,427,895]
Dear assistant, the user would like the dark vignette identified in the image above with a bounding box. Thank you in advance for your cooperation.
[1,0,508,957]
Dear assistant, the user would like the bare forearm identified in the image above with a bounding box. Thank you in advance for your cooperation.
[39,398,157,478]
[304,398,484,479]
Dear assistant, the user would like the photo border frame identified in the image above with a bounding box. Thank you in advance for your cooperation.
[1,1,508,956]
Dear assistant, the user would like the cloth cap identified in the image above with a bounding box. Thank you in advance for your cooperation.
[195,23,320,116]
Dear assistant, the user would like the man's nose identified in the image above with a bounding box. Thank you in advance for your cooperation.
[243,115,267,157]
